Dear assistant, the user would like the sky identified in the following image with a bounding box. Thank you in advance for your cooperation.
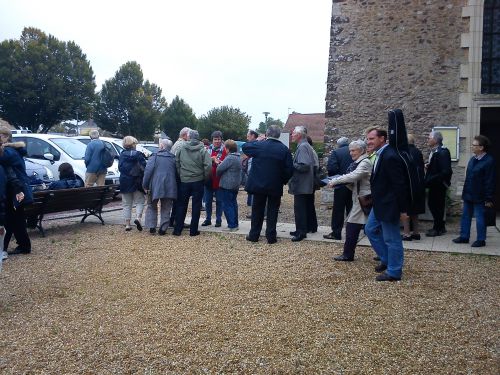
[0,0,332,129]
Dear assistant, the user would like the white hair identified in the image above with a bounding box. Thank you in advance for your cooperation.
[89,130,100,139]
[349,139,367,153]
[159,138,173,151]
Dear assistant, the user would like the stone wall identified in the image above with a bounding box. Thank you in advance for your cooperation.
[325,0,469,213]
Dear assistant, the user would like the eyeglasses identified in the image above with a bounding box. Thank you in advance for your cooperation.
[471,143,480,147]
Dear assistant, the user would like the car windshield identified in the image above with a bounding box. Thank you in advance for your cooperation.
[50,138,87,159]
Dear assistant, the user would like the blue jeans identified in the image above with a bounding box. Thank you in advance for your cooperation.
[220,188,239,228]
[203,186,223,224]
[460,200,486,241]
[364,209,404,279]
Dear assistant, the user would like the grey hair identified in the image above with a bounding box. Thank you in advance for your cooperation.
[266,125,281,139]
[349,139,367,153]
[89,129,100,139]
[159,138,173,151]
[431,131,443,145]
[179,127,191,138]
[293,126,307,136]
[337,136,349,146]
[188,129,199,141]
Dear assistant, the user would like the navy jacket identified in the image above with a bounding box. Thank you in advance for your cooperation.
[0,165,24,226]
[119,149,147,193]
[370,145,410,222]
[425,145,452,188]
[242,139,293,197]
[0,144,33,205]
[48,177,83,190]
[327,144,352,176]
[462,153,496,203]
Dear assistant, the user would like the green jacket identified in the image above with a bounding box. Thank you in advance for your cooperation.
[175,140,211,183]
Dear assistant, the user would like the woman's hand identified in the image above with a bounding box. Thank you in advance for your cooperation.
[485,201,494,208]
[15,192,24,202]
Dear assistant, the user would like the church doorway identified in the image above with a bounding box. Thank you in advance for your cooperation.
[480,107,500,211]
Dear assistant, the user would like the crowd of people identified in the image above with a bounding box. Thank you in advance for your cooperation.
[0,116,497,281]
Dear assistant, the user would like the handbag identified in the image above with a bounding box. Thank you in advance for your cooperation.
[357,180,372,216]
[485,205,496,227]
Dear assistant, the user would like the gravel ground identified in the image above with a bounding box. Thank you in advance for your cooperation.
[1,190,492,373]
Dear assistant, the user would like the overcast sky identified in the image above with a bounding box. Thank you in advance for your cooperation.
[0,0,332,129]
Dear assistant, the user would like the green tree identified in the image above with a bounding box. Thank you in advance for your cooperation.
[95,61,166,139]
[257,117,284,134]
[0,27,96,132]
[197,106,251,140]
[160,95,197,139]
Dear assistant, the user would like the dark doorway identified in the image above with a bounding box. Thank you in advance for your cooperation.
[480,107,500,211]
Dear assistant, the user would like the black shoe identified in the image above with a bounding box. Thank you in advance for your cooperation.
[402,235,412,241]
[291,234,307,242]
[172,231,182,236]
[323,232,341,240]
[376,272,401,282]
[149,228,156,234]
[267,238,277,244]
[190,231,200,236]
[426,228,446,237]
[471,240,485,247]
[134,219,143,231]
[246,235,258,243]
[411,233,421,240]
[201,220,212,226]
[375,263,387,273]
[8,247,31,255]
[158,229,166,236]
[452,237,469,244]
[290,231,297,236]
[215,222,222,228]
[333,254,354,262]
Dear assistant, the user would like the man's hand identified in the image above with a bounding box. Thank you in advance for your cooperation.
[15,192,25,202]
[257,134,266,141]
[400,212,409,221]
[485,201,494,208]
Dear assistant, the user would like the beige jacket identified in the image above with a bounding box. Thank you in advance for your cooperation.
[331,155,372,224]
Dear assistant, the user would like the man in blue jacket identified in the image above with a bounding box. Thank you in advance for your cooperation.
[242,125,293,244]
[84,130,107,187]
[364,126,409,281]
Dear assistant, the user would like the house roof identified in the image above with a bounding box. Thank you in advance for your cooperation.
[283,113,325,143]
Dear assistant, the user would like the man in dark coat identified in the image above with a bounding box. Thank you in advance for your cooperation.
[424,131,452,236]
[324,137,353,240]
[242,125,293,244]
[364,123,409,282]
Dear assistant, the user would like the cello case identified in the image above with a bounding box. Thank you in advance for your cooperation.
[387,109,420,211]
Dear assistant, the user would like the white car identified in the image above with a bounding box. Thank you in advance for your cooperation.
[76,136,152,158]
[12,133,120,186]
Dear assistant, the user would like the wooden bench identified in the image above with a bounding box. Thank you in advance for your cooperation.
[24,185,118,237]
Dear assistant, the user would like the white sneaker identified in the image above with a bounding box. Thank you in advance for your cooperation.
[2,251,7,261]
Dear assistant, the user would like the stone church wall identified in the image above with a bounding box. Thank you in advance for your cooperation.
[325,0,469,213]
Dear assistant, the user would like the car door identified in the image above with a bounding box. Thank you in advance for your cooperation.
[21,136,61,178]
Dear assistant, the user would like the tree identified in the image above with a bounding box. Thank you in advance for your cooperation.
[197,106,251,140]
[160,96,197,139]
[0,27,96,132]
[257,117,284,134]
[95,61,166,140]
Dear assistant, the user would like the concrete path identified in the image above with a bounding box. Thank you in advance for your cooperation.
[56,207,500,257]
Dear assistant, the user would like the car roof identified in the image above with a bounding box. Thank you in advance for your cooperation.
[13,133,71,139]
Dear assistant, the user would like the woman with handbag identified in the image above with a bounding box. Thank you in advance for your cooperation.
[453,135,496,248]
[119,136,146,231]
[142,138,177,235]
[328,140,372,261]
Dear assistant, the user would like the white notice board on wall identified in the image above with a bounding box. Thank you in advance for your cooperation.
[433,126,459,161]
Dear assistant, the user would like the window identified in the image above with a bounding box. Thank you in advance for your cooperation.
[482,0,500,94]
[25,138,61,161]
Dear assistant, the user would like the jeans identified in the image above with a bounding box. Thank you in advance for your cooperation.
[203,186,223,224]
[364,209,404,278]
[460,200,486,241]
[175,180,204,235]
[220,188,239,228]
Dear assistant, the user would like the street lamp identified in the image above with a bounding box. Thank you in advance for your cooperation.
[263,111,270,123]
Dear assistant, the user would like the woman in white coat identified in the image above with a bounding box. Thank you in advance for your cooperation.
[328,140,372,261]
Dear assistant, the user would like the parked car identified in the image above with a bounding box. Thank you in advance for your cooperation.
[12,134,120,186]
[76,136,152,158]
[24,159,54,191]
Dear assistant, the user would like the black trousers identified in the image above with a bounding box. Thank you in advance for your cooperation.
[428,184,447,231]
[293,194,312,236]
[4,202,31,251]
[342,222,364,259]
[331,186,353,236]
[306,193,318,232]
[174,180,204,235]
[248,193,281,241]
